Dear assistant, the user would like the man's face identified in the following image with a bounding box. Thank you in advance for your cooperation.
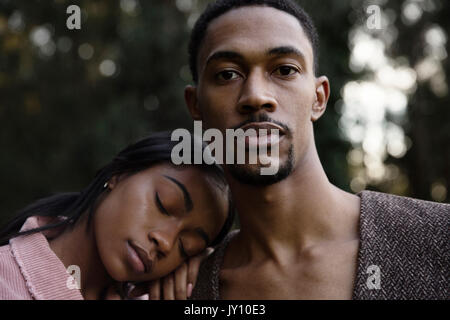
[186,6,329,185]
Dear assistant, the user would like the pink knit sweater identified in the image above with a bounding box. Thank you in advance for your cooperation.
[0,216,83,300]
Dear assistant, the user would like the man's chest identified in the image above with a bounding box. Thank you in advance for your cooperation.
[219,240,360,300]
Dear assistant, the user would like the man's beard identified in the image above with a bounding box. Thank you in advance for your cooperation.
[228,145,295,186]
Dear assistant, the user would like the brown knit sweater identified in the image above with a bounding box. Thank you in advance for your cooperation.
[191,191,449,300]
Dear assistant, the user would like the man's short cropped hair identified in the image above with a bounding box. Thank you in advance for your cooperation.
[188,0,320,83]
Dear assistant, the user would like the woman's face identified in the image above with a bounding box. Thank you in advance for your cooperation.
[93,163,229,282]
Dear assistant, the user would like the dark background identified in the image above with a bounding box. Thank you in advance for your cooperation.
[0,0,449,226]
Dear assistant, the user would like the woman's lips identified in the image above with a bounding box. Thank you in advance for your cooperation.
[127,241,152,274]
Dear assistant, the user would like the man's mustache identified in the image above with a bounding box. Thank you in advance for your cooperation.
[231,114,291,135]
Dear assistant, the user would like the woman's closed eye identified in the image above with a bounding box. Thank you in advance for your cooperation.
[155,192,169,216]
[154,191,190,259]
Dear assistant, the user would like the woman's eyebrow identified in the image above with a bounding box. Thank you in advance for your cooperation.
[163,175,194,212]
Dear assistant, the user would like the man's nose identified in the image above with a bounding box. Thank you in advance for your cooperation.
[236,70,277,114]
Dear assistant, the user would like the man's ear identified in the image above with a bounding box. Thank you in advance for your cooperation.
[311,76,330,122]
[184,85,202,120]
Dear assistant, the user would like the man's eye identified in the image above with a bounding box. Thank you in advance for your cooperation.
[274,66,298,76]
[217,70,240,81]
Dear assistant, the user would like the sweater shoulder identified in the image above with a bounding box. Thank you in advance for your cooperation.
[0,244,32,299]
[0,244,18,273]
[0,244,12,254]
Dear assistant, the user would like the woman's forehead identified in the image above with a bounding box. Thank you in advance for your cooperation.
[151,163,225,202]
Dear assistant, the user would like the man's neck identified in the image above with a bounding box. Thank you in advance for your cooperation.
[225,143,361,265]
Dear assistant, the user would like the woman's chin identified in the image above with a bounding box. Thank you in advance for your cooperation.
[102,258,134,282]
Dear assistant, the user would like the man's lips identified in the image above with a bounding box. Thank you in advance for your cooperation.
[129,241,153,274]
[239,122,285,135]
[238,122,285,149]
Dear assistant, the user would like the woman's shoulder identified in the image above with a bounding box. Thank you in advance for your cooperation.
[0,217,83,300]
[0,243,32,299]
[0,243,12,254]
[0,243,17,270]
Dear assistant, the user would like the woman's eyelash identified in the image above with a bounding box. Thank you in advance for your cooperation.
[155,192,169,216]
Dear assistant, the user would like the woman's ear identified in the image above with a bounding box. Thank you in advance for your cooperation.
[185,85,202,120]
[107,175,119,190]
[311,76,330,122]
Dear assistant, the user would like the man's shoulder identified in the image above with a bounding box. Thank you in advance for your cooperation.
[357,190,449,253]
[191,230,239,300]
[359,190,449,228]
[204,229,240,268]
[354,191,449,299]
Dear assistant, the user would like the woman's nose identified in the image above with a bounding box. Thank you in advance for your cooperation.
[148,230,175,258]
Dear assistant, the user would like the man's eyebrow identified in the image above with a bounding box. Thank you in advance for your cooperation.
[195,227,210,246]
[163,175,193,212]
[205,47,306,69]
[205,50,244,67]
[267,46,306,62]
